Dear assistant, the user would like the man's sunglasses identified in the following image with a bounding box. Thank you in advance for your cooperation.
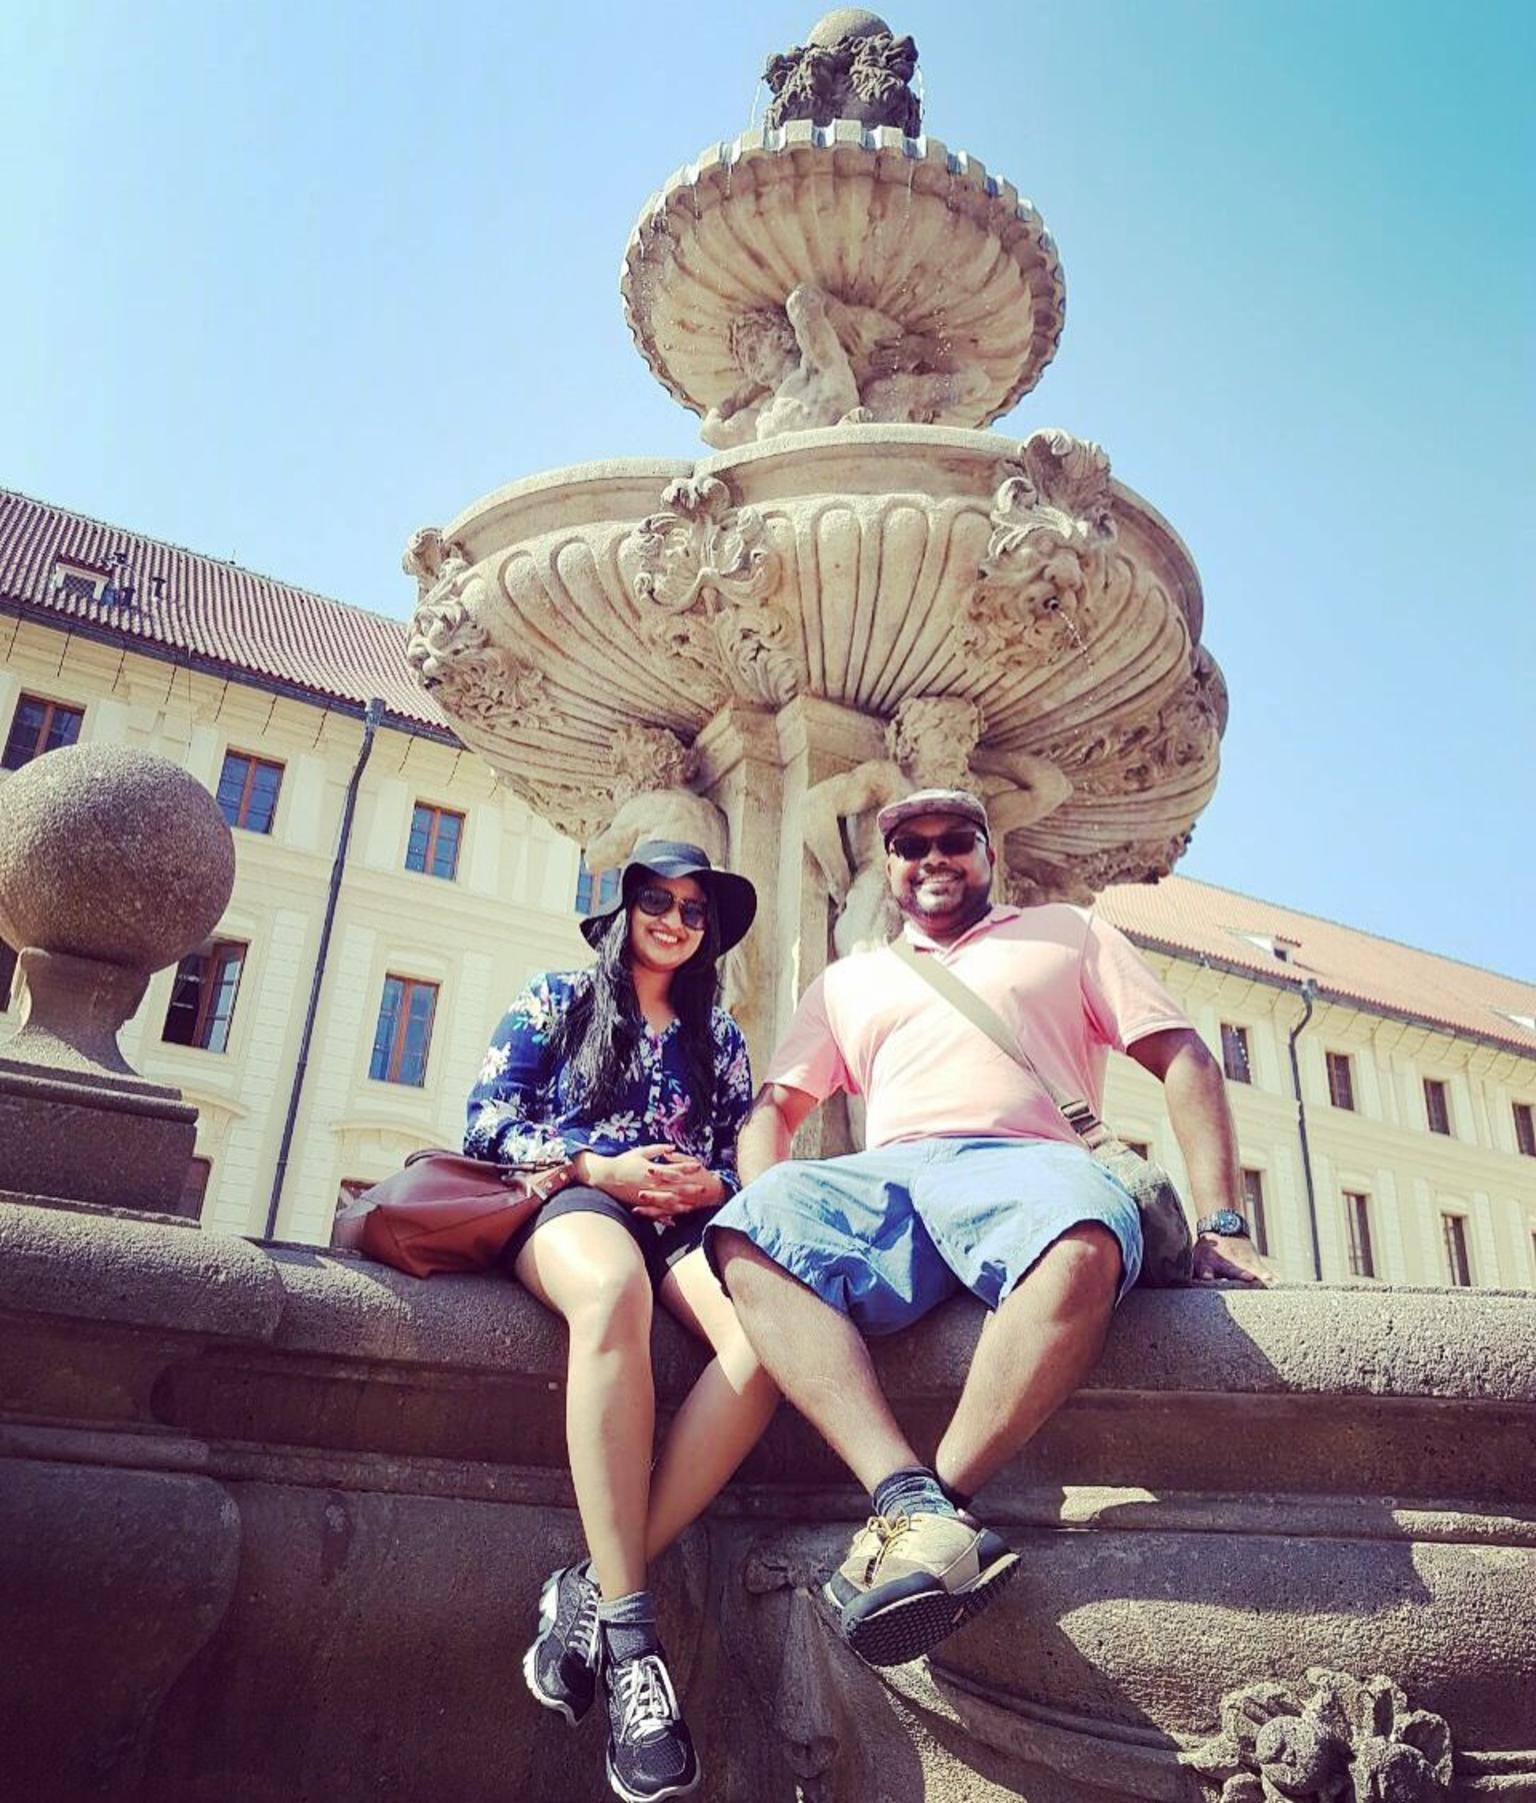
[633,883,710,932]
[886,828,987,862]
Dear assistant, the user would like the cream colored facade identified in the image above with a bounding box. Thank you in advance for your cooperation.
[1103,954,1536,1290]
[0,617,587,1246]
[3,612,1533,1280]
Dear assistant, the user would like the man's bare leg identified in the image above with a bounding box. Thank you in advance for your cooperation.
[935,1224,1122,1499]
[713,1228,918,1492]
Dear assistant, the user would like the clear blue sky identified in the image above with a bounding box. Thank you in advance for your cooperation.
[3,1,1532,978]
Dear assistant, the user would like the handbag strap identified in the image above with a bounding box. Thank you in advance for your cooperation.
[889,934,1109,1147]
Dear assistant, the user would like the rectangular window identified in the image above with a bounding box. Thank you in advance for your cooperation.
[2,693,84,770]
[177,1157,212,1221]
[0,940,15,1010]
[162,940,247,1053]
[1442,1213,1473,1287]
[1239,1168,1270,1257]
[574,855,622,917]
[369,975,438,1086]
[1514,1102,1535,1158]
[216,750,284,833]
[1220,1023,1252,1084]
[1343,1191,1375,1278]
[1423,1078,1452,1136]
[405,802,464,880]
[1326,1051,1356,1111]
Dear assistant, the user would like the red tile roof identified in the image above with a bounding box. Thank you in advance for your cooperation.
[4,488,1532,1057]
[1099,875,1536,1059]
[0,487,447,735]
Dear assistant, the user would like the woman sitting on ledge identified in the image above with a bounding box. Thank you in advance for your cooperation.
[464,838,773,1803]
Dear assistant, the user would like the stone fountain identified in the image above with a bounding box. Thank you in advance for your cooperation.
[0,17,1526,1803]
[403,6,1225,1102]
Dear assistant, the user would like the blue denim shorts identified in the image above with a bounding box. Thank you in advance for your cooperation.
[704,1137,1142,1336]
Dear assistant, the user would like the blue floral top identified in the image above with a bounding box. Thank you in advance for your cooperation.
[464,970,754,1194]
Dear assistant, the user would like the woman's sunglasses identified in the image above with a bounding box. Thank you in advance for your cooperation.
[887,828,986,862]
[633,883,710,932]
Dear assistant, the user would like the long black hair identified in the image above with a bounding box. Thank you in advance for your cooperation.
[549,878,723,1133]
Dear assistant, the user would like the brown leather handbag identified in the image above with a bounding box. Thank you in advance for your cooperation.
[333,1148,572,1279]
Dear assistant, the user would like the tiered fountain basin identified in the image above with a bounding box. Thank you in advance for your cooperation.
[405,424,1225,901]
[621,122,1066,429]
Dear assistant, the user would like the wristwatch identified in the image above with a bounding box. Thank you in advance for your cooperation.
[1195,1209,1249,1240]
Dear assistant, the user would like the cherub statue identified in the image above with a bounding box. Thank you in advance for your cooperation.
[700,284,989,448]
[583,725,727,879]
[804,696,1073,955]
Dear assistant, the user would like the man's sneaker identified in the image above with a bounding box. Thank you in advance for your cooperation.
[523,1563,601,1725]
[603,1648,700,1803]
[824,1510,1020,1667]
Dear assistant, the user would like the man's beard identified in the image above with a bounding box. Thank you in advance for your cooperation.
[899,868,993,931]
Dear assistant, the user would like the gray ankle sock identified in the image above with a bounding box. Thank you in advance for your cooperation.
[598,1588,658,1663]
[872,1464,958,1521]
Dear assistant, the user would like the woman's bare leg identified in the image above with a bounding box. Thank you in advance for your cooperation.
[645,1245,780,1561]
[515,1214,656,1600]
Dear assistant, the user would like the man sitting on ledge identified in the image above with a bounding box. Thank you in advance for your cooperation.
[705,788,1270,1667]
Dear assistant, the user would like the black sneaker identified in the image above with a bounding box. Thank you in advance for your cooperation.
[523,1563,600,1725]
[603,1648,700,1802]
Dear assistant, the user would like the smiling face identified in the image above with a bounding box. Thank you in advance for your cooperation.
[885,811,996,942]
[627,872,710,979]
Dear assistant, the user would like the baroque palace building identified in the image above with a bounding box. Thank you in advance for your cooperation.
[3,485,1534,1281]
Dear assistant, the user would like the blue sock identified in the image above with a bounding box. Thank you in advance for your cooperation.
[598,1588,659,1663]
[872,1464,957,1521]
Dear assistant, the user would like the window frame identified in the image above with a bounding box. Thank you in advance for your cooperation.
[405,801,465,881]
[369,974,439,1087]
[1326,1051,1356,1111]
[2,691,85,771]
[216,749,285,834]
[1220,1022,1253,1084]
[1441,1212,1473,1287]
[575,854,623,917]
[1513,1102,1535,1159]
[1239,1167,1270,1257]
[0,939,15,1011]
[1343,1190,1375,1278]
[161,938,248,1054]
[1423,1077,1453,1137]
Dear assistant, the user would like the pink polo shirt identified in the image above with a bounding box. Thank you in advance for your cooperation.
[765,904,1190,1151]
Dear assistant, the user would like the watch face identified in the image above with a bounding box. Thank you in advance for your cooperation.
[1200,1209,1248,1238]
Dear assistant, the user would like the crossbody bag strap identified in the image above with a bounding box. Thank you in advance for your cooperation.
[889,934,1111,1147]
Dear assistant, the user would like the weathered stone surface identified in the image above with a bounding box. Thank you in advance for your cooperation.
[0,745,233,1209]
[0,1198,1532,1800]
[405,429,1220,1053]
[0,742,233,974]
[623,129,1064,438]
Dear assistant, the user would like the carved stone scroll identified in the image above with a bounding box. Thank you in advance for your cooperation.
[762,14,922,136]
[959,429,1119,664]
[619,476,803,707]
[402,529,555,732]
[1188,1669,1455,1803]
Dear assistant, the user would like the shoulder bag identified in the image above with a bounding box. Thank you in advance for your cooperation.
[333,1148,574,1278]
[890,936,1193,1286]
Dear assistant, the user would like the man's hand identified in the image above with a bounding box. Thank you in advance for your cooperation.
[1191,1232,1273,1286]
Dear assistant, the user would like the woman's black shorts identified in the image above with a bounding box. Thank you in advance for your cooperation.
[501,1184,718,1289]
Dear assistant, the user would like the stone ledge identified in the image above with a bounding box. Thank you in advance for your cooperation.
[3,1196,1533,1404]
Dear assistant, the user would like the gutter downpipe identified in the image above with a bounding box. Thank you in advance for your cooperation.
[1287,976,1322,1280]
[262,698,386,1241]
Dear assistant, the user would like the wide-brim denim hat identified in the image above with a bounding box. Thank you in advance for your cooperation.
[875,788,991,846]
[579,839,758,954]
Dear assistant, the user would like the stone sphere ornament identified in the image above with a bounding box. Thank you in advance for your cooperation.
[0,743,234,972]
